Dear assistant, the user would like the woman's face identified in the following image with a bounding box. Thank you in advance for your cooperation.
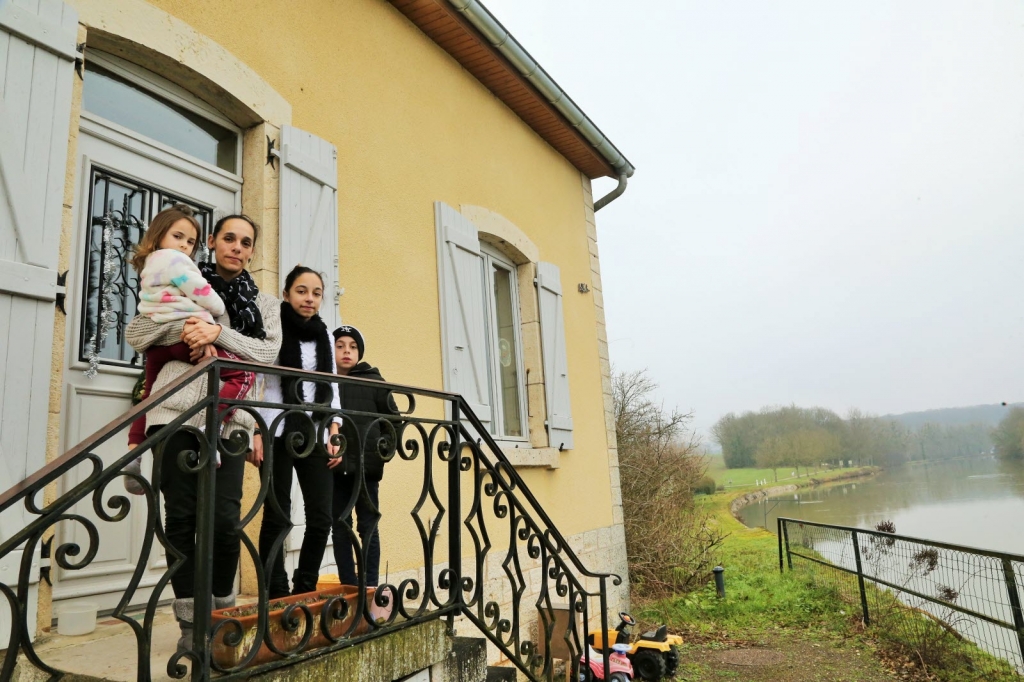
[208,218,256,280]
[283,272,324,319]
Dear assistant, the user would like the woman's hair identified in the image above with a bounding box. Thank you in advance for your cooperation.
[212,214,260,244]
[131,204,202,272]
[283,265,325,292]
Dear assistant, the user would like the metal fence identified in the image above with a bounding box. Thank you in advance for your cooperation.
[0,358,619,682]
[778,517,1024,675]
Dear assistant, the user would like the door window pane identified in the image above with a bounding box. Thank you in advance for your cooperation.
[83,63,238,172]
[80,167,214,367]
[492,264,523,438]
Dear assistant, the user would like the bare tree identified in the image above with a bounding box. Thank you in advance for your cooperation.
[614,369,724,597]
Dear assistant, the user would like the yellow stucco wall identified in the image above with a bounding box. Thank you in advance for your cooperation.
[86,0,614,570]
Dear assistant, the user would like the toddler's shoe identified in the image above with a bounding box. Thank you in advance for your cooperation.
[123,456,146,496]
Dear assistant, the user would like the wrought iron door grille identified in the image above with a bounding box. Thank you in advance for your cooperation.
[79,167,214,368]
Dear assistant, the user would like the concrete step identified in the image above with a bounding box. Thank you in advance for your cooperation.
[443,636,488,682]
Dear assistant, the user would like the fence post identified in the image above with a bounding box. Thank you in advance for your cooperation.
[777,518,784,573]
[1001,558,1024,664]
[447,401,463,628]
[782,519,793,571]
[851,530,870,626]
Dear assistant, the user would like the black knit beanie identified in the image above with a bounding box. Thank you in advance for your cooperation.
[332,325,365,360]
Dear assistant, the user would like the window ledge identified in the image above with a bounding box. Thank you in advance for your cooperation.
[499,446,561,469]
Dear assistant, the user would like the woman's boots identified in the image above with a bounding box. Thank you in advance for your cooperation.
[172,593,236,653]
[172,598,194,653]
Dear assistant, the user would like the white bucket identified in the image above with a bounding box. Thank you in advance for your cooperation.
[57,602,98,636]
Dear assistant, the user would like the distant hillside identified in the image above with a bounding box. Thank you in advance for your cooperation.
[883,403,1024,430]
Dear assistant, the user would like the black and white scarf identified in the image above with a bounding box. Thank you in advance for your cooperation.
[198,262,266,340]
[279,301,334,408]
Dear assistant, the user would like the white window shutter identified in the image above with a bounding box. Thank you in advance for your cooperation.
[435,202,492,434]
[0,0,78,645]
[278,125,340,330]
[536,262,574,450]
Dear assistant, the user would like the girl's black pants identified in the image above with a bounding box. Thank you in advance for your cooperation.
[258,436,334,597]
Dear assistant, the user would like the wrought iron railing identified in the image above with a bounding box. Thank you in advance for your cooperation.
[778,516,1024,676]
[0,358,619,681]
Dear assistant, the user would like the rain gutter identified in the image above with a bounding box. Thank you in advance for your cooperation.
[446,0,634,210]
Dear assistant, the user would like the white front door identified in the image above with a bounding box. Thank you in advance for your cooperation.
[54,53,242,612]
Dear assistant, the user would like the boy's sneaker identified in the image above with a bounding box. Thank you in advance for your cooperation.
[123,457,146,496]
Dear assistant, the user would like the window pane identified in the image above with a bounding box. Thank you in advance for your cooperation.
[492,265,523,438]
[83,63,238,172]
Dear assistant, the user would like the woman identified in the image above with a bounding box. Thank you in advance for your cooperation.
[125,215,281,653]
[254,265,342,598]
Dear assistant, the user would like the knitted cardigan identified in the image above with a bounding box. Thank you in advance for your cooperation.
[125,292,282,435]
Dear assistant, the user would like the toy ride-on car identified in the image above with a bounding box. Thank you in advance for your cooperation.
[578,641,633,682]
[587,612,682,681]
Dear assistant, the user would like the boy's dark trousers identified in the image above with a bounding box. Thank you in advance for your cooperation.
[332,472,381,587]
[258,436,334,597]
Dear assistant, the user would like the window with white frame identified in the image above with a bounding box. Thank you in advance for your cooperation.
[436,202,575,451]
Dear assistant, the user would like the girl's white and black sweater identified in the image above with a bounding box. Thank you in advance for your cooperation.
[258,329,343,438]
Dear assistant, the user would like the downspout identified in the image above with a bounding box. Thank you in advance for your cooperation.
[593,174,627,212]
[446,0,634,210]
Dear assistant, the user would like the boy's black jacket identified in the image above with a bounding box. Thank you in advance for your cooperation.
[338,362,399,481]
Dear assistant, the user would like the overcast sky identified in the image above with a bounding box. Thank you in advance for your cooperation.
[484,0,1024,439]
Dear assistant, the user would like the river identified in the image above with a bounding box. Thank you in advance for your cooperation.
[738,457,1024,555]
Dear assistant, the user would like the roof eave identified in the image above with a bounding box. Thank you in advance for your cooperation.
[389,0,634,180]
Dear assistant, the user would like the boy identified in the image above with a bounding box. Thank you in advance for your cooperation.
[331,325,398,587]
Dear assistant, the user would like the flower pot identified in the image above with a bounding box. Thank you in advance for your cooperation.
[209,584,392,669]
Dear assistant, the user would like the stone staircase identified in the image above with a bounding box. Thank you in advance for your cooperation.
[16,602,524,682]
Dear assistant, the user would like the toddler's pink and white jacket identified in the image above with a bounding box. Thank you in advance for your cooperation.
[136,249,225,324]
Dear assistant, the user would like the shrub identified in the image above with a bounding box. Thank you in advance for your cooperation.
[694,475,716,495]
[614,369,724,597]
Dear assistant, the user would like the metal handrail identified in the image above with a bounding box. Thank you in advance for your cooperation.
[0,357,617,682]
[457,397,621,583]
[0,358,215,514]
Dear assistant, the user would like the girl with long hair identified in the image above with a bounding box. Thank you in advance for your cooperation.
[254,265,342,598]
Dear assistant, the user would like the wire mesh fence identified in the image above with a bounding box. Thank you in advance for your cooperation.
[779,517,1024,676]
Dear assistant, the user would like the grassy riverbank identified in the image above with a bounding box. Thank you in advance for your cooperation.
[633,467,1019,681]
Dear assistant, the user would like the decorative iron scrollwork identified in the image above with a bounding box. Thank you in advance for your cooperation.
[0,359,620,682]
